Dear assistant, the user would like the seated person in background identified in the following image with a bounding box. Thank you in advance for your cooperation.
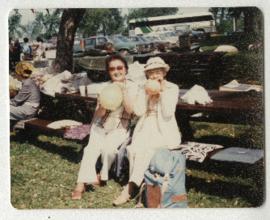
[113,57,181,205]
[21,37,32,60]
[71,54,138,200]
[10,67,40,124]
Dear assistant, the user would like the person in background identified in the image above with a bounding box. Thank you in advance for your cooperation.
[113,57,181,205]
[10,66,40,126]
[71,55,138,200]
[9,37,14,70]
[12,39,21,66]
[33,36,46,60]
[21,37,32,60]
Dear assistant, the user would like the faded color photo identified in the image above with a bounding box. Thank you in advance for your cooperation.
[9,7,264,209]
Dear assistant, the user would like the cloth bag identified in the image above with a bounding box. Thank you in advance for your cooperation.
[144,149,188,208]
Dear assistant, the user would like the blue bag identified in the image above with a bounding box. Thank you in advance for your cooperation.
[144,149,188,208]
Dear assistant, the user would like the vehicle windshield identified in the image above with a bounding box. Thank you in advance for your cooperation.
[164,32,177,37]
[159,33,166,40]
[138,36,148,42]
[113,35,129,43]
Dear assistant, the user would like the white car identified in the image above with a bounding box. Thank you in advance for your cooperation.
[158,31,179,47]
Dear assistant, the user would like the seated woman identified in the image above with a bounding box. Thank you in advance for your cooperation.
[10,66,40,124]
[113,57,181,205]
[72,55,137,200]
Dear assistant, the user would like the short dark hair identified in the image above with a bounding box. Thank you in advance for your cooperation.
[105,54,128,73]
[23,37,29,43]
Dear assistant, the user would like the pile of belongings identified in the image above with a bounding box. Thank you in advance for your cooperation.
[47,119,82,129]
[38,70,91,97]
[126,61,146,85]
[180,85,213,105]
[19,60,145,98]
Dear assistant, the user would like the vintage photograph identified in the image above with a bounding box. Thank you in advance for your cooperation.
[9,7,264,209]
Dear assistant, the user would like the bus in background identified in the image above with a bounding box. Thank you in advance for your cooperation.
[128,12,216,36]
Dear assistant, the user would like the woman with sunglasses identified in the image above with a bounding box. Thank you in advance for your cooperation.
[72,55,137,200]
[113,57,181,205]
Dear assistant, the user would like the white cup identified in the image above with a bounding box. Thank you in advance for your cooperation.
[79,85,86,96]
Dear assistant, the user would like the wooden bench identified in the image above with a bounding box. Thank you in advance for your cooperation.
[23,118,90,144]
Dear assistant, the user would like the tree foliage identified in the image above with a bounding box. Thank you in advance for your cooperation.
[31,9,62,39]
[78,9,124,37]
[127,8,178,20]
[209,7,263,34]
[8,10,26,39]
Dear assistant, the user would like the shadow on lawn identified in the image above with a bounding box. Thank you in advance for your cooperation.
[184,134,265,207]
[11,131,85,163]
[186,173,264,207]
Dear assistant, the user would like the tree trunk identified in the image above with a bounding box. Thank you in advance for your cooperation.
[54,9,85,72]
[243,7,262,34]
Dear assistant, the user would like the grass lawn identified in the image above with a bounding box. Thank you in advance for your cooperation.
[10,122,264,209]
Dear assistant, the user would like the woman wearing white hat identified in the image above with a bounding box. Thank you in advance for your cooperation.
[113,57,181,205]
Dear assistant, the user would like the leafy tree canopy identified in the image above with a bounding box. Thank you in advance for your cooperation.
[78,9,124,37]
[127,8,178,21]
[8,10,26,39]
[31,9,62,40]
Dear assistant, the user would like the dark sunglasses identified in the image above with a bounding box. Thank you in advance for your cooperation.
[109,66,125,71]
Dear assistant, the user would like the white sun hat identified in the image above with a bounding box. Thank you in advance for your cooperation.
[144,57,170,73]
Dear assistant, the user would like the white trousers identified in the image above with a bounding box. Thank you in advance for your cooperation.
[127,115,168,186]
[77,126,129,183]
[127,146,158,186]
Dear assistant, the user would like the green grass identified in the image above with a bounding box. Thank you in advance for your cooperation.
[10,122,264,209]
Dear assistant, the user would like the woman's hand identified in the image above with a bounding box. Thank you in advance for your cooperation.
[148,93,160,104]
[159,79,166,92]
[95,102,107,117]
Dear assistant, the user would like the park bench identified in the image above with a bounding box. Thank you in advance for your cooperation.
[23,90,263,166]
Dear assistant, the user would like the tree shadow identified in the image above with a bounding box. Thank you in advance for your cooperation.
[186,174,264,207]
[10,131,85,163]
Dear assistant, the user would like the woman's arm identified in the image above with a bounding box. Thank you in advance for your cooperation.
[159,83,179,120]
[132,85,147,117]
[10,81,31,106]
[122,81,138,114]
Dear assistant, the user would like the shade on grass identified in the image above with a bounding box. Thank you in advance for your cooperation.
[10,122,264,209]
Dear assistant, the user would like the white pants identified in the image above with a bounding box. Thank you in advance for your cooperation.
[77,125,129,183]
[127,115,167,186]
[128,146,159,186]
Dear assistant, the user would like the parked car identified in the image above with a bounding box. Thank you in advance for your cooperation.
[158,31,179,48]
[108,35,138,54]
[128,35,153,53]
[73,35,138,56]
[190,29,206,41]
[143,35,170,51]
